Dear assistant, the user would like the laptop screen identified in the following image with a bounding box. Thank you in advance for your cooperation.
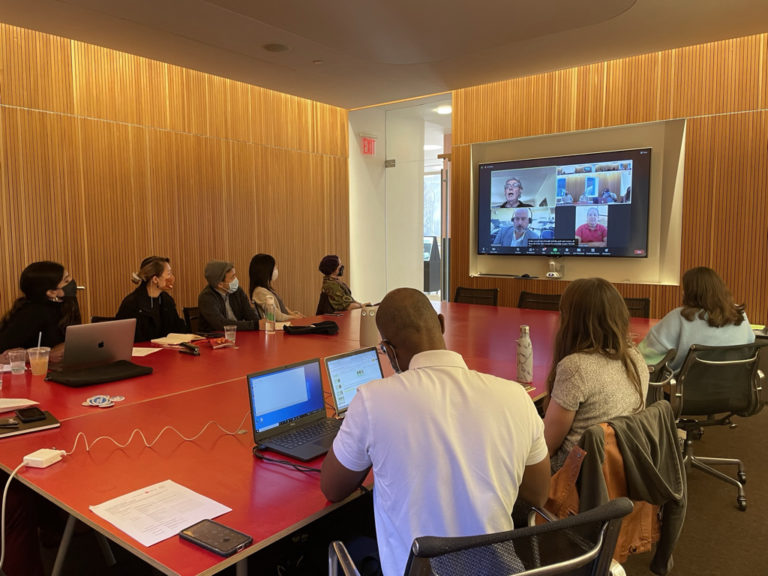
[247,359,324,434]
[325,347,383,414]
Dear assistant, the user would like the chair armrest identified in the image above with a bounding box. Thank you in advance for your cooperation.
[328,541,361,576]
[527,505,558,526]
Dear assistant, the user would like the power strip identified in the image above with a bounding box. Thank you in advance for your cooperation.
[23,448,66,468]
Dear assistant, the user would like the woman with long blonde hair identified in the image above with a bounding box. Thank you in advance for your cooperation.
[543,278,648,472]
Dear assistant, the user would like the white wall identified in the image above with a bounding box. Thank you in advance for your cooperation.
[348,108,388,304]
[384,112,426,292]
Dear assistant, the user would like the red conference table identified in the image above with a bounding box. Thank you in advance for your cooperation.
[0,304,655,575]
[0,329,362,421]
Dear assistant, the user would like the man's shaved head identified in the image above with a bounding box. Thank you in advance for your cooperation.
[376,288,445,369]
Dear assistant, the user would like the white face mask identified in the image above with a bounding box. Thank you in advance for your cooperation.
[271,268,278,282]
[226,277,239,294]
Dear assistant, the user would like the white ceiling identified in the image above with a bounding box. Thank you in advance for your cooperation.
[1,0,768,109]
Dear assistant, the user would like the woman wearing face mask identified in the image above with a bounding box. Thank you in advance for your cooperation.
[248,254,304,321]
[116,256,187,342]
[318,254,368,311]
[0,261,79,363]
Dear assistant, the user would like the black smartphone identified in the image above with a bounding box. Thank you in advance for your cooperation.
[179,519,252,557]
[15,406,47,423]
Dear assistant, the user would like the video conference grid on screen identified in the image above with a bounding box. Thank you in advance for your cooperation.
[477,148,651,258]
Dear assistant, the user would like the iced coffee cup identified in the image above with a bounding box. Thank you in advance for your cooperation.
[27,347,51,376]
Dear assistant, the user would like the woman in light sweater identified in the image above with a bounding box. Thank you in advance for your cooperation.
[638,266,754,372]
[543,278,649,472]
[248,253,303,321]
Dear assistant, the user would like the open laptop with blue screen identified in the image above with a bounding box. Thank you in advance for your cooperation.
[247,358,341,462]
[324,347,383,417]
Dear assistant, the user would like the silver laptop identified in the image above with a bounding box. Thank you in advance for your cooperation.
[324,347,383,417]
[58,318,135,369]
[247,358,341,462]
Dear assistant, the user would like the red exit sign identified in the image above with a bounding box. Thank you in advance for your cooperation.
[361,136,376,156]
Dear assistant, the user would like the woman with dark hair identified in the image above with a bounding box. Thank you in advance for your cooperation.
[318,254,366,311]
[638,266,755,372]
[543,278,648,472]
[248,254,303,321]
[116,256,187,342]
[0,261,79,360]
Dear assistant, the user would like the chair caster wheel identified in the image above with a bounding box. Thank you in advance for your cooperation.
[738,472,746,485]
[737,497,747,511]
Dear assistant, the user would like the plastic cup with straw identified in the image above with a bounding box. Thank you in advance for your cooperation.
[28,331,51,376]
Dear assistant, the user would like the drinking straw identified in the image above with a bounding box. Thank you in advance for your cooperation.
[37,331,42,349]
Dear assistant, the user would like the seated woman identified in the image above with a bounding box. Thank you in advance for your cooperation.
[543,278,648,472]
[318,254,366,311]
[248,254,303,321]
[116,256,187,342]
[638,266,755,372]
[0,261,79,363]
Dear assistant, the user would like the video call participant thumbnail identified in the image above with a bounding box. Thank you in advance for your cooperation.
[575,207,607,247]
[493,208,539,247]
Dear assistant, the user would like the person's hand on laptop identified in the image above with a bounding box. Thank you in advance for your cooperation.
[49,343,65,364]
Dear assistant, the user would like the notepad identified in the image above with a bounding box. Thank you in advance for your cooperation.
[0,410,60,439]
[0,398,39,414]
[150,333,204,346]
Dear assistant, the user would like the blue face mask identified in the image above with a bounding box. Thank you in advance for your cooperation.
[226,277,239,294]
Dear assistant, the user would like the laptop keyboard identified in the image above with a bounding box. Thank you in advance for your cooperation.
[268,419,340,449]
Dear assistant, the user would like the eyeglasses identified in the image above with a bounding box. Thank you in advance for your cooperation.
[505,183,522,190]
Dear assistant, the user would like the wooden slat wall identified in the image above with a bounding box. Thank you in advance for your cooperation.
[0,23,349,320]
[451,34,768,323]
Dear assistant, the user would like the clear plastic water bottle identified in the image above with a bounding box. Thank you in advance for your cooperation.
[517,324,533,383]
[265,296,276,334]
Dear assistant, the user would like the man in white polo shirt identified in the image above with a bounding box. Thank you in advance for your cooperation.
[321,288,550,576]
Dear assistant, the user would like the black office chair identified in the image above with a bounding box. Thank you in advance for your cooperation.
[517,291,560,311]
[316,292,336,315]
[454,287,499,306]
[328,498,633,576]
[654,342,768,510]
[91,315,116,323]
[183,306,201,333]
[623,297,650,318]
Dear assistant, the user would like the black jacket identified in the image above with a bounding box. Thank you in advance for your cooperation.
[0,299,68,352]
[116,284,187,342]
[197,285,259,332]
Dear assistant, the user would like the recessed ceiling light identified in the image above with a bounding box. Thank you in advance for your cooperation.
[424,145,442,151]
[312,59,324,65]
[435,105,452,115]
[263,43,289,53]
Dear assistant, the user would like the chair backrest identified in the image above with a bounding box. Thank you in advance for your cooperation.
[517,291,561,311]
[454,287,498,306]
[183,306,201,333]
[316,291,336,315]
[91,315,116,323]
[673,341,768,418]
[404,498,633,576]
[623,297,650,318]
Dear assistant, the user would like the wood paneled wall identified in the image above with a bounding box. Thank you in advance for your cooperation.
[0,24,349,321]
[451,34,768,323]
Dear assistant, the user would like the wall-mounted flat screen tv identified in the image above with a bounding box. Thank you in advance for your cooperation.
[477,148,650,258]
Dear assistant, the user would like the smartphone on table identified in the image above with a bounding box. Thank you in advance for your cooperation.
[179,519,252,557]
